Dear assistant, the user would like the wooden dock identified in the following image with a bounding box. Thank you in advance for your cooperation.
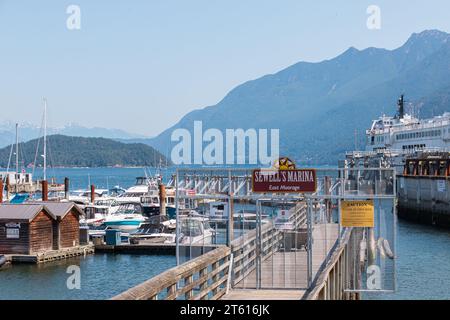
[4,245,95,264]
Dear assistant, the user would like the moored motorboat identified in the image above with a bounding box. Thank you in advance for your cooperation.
[103,202,146,231]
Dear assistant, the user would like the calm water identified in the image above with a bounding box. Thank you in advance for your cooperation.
[0,254,176,300]
[1,167,450,300]
[368,220,450,300]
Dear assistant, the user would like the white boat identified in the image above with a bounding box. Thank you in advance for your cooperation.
[69,189,110,205]
[103,202,146,231]
[128,216,176,244]
[140,187,197,219]
[94,198,119,214]
[366,95,450,153]
[116,176,159,203]
[80,202,118,227]
[179,213,214,245]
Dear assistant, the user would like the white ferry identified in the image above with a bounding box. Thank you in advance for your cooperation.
[366,95,450,153]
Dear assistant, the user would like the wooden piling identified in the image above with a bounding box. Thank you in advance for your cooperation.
[159,183,166,215]
[41,180,48,201]
[64,178,70,200]
[91,185,95,204]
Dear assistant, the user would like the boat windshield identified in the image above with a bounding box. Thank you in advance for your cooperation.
[135,177,148,186]
[141,196,159,205]
[180,219,204,237]
[117,203,141,214]
[95,199,117,207]
[134,224,161,235]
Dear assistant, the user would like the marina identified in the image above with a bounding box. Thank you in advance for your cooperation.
[0,51,448,303]
[1,97,450,301]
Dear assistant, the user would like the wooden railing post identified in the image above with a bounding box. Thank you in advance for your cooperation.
[211,261,219,296]
[112,246,231,301]
[199,267,208,300]
[184,275,194,300]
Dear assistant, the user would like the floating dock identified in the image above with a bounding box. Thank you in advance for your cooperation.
[4,244,94,264]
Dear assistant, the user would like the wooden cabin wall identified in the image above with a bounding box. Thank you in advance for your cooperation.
[0,219,30,254]
[29,211,53,254]
[59,210,79,248]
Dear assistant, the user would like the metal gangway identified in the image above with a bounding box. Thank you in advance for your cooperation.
[113,168,397,300]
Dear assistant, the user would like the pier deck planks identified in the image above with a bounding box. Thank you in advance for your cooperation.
[222,224,339,300]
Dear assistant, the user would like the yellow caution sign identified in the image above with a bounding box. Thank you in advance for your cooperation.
[341,200,374,228]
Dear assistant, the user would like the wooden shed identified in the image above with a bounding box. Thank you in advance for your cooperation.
[42,202,83,249]
[0,202,83,255]
[0,204,55,255]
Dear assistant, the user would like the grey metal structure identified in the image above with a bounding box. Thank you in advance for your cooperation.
[174,167,397,293]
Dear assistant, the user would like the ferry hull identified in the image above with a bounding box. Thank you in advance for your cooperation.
[398,175,450,228]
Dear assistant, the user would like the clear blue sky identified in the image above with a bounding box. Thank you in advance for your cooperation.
[1,0,449,136]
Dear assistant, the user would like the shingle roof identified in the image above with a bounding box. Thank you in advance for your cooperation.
[29,201,83,219]
[0,204,55,221]
[42,202,82,218]
[0,202,82,221]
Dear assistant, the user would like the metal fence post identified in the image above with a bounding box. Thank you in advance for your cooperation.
[175,169,180,266]
[307,197,313,288]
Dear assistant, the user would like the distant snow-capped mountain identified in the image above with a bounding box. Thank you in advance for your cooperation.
[0,122,147,148]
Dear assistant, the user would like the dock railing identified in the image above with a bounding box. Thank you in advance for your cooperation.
[231,202,307,286]
[112,246,231,300]
[112,203,307,300]
[303,227,362,300]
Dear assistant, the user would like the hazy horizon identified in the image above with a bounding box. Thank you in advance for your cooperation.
[1,0,450,137]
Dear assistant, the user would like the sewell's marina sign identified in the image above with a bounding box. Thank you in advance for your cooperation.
[252,158,317,193]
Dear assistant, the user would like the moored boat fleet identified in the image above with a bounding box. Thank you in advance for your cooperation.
[0,173,231,246]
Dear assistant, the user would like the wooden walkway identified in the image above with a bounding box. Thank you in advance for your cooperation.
[222,289,305,300]
[221,224,339,300]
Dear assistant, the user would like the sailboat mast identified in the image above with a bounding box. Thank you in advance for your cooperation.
[15,123,19,173]
[43,98,47,181]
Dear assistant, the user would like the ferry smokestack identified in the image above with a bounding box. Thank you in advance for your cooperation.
[398,94,405,119]
[64,178,70,200]
[5,176,10,200]
[42,180,48,201]
[159,183,166,216]
[91,185,95,204]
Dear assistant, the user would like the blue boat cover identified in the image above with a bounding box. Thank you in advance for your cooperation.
[10,194,30,204]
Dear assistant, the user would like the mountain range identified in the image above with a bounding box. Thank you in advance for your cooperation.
[3,30,450,166]
[146,29,450,165]
[0,122,146,149]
